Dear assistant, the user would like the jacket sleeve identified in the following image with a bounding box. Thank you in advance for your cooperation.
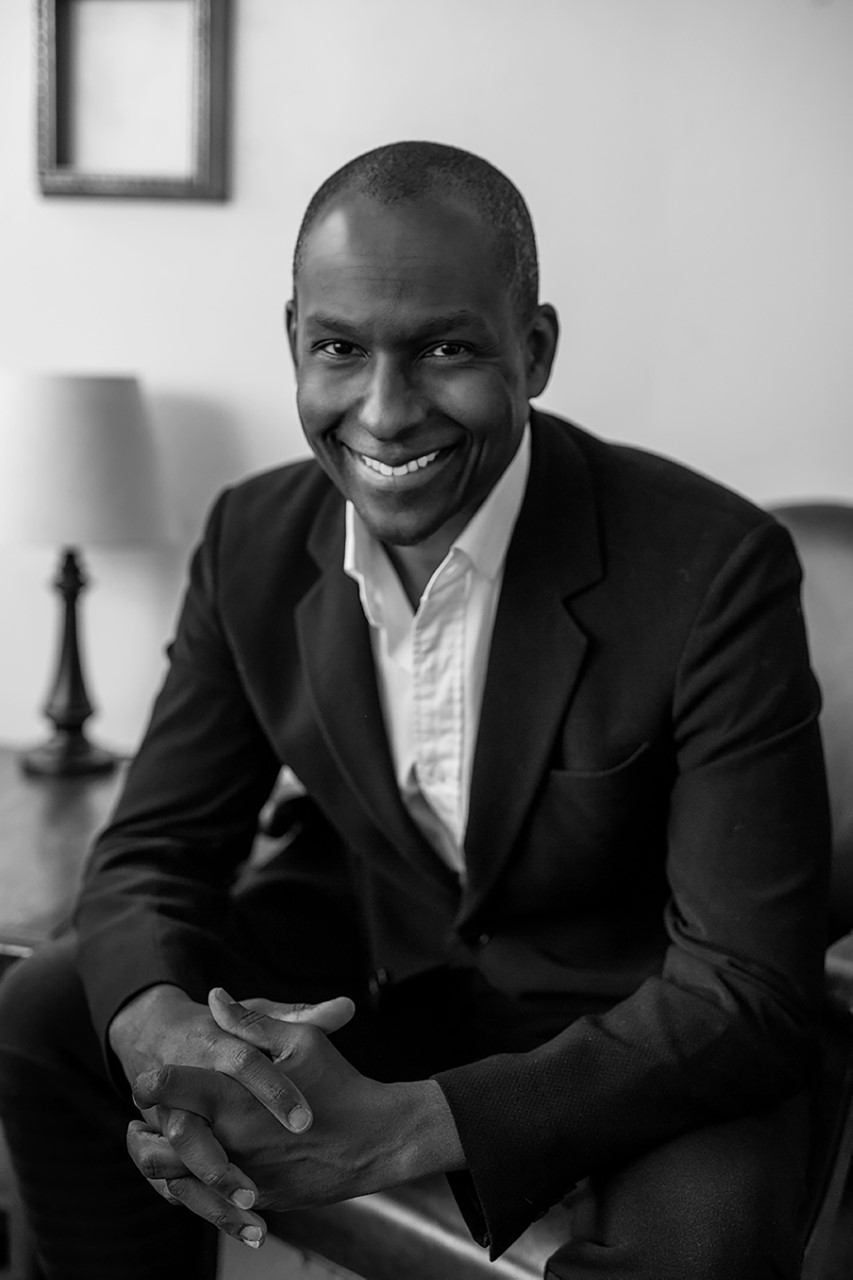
[73,489,281,1050]
[435,520,831,1256]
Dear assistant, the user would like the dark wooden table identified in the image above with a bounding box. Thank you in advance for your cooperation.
[0,745,127,1276]
[0,745,126,965]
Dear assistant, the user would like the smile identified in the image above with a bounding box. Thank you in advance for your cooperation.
[358,449,441,478]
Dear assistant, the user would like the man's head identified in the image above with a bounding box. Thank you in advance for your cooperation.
[293,141,539,326]
[287,141,559,566]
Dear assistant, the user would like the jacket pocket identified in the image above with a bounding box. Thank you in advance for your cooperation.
[510,742,669,912]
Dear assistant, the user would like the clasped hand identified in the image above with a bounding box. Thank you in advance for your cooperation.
[125,988,410,1250]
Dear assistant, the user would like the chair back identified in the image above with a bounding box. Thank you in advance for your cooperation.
[772,503,853,938]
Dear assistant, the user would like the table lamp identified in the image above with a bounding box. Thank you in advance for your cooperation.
[0,372,168,777]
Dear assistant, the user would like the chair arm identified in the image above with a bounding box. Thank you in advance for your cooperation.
[269,1176,575,1280]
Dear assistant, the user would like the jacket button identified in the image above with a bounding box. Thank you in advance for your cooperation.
[476,932,491,948]
[368,967,390,998]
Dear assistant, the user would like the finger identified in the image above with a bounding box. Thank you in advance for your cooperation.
[150,1177,182,1206]
[127,1126,183,1207]
[135,1047,312,1136]
[126,1122,188,1207]
[165,1173,268,1251]
[208,992,323,1131]
[209,987,323,1069]
[235,994,356,1033]
[127,1113,258,1213]
[128,1119,186,1180]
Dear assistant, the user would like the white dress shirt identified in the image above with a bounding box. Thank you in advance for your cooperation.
[344,425,531,878]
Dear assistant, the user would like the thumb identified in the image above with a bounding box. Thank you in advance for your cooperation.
[208,989,355,1046]
[240,995,356,1034]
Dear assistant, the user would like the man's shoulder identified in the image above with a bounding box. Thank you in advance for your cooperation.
[208,455,339,545]
[226,454,333,508]
[532,409,776,546]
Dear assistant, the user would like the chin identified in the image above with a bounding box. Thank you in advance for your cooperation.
[360,509,449,549]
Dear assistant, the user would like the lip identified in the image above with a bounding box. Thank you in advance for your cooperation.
[343,443,457,487]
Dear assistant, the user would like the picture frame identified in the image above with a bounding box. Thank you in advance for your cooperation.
[36,0,228,200]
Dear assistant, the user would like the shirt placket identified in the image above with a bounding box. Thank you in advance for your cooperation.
[412,556,468,851]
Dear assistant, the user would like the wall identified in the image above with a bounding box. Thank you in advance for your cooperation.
[1,0,851,752]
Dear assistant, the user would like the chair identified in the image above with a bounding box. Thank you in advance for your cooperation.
[776,503,853,1280]
[261,502,853,1280]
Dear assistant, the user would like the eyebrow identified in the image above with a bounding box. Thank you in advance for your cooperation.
[304,310,491,341]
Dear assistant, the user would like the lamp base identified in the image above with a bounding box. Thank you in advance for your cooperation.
[20,729,118,778]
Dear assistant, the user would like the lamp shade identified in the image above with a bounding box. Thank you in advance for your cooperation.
[0,372,167,548]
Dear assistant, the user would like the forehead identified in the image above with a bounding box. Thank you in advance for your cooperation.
[295,194,511,321]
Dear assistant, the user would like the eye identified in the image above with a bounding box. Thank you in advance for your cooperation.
[423,342,469,360]
[316,340,360,359]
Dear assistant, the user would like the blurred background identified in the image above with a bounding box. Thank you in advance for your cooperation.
[0,0,851,755]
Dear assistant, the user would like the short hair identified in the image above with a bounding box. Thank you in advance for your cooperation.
[292,141,539,324]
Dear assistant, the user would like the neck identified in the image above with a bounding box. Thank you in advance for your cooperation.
[384,540,448,608]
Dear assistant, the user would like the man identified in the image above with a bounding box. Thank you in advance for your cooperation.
[0,142,830,1279]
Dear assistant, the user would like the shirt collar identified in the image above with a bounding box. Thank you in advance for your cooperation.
[453,421,530,580]
[344,421,531,625]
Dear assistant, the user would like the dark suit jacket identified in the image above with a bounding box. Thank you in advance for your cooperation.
[75,410,830,1255]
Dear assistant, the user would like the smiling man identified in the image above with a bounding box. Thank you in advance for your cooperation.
[0,142,830,1280]
[288,186,553,602]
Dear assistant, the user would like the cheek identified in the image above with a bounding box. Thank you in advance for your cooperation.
[428,369,515,430]
[296,375,341,433]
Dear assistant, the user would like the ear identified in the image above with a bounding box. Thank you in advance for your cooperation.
[285,299,298,368]
[523,303,559,400]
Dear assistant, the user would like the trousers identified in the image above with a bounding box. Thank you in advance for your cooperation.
[0,847,813,1280]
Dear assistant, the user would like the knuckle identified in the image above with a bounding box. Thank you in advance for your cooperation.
[165,1112,190,1145]
[209,1206,234,1233]
[230,1042,261,1075]
[201,1164,227,1190]
[135,1149,162,1180]
[264,1082,293,1113]
[165,1175,192,1201]
[138,1064,169,1101]
[235,1005,267,1030]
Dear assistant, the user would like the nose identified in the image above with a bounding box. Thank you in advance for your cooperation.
[357,355,426,440]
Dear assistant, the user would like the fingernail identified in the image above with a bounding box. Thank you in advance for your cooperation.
[231,1188,254,1209]
[214,987,237,1004]
[239,1226,263,1247]
[288,1104,312,1132]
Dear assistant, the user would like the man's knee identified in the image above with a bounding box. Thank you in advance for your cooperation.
[547,1193,800,1280]
[547,1228,798,1280]
[0,934,91,1078]
[546,1102,809,1280]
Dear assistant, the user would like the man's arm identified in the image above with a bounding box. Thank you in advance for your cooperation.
[74,490,283,1049]
[433,520,830,1254]
[74,491,346,1138]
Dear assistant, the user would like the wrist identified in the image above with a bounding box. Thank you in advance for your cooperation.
[387,1078,467,1185]
[108,983,192,1073]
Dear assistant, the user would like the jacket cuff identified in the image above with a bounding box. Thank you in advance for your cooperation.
[434,1061,569,1258]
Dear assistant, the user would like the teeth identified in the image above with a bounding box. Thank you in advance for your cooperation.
[360,449,440,477]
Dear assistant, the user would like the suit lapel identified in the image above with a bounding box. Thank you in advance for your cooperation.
[460,413,603,922]
[296,494,457,898]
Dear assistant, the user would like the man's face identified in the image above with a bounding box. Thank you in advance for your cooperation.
[287,193,556,556]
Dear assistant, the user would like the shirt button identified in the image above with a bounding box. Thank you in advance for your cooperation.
[477,932,491,948]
